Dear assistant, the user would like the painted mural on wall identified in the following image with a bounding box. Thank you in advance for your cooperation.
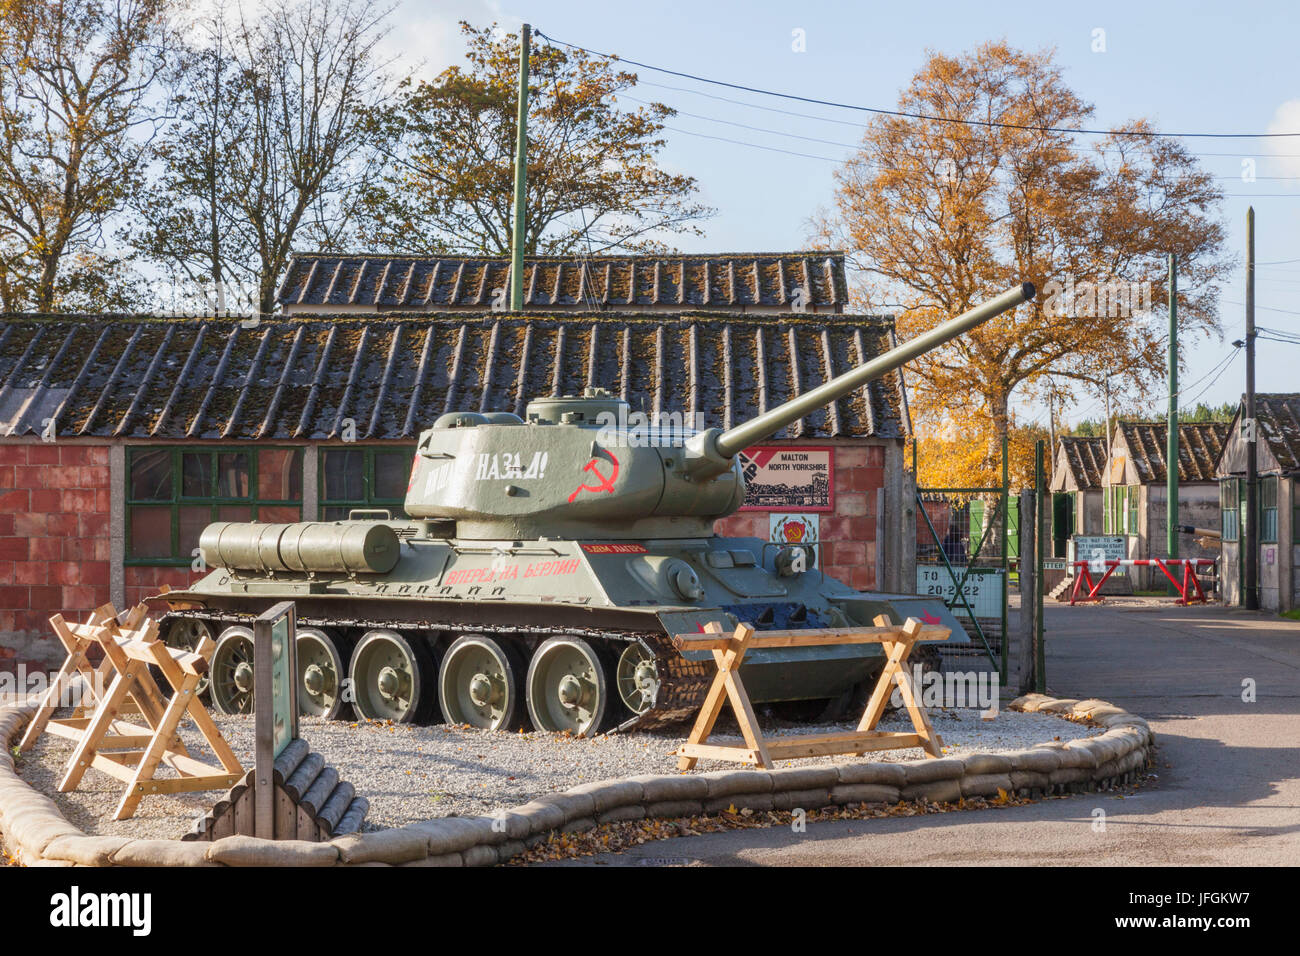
[739,446,833,511]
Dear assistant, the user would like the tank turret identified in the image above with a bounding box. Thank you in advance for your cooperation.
[406,282,1035,539]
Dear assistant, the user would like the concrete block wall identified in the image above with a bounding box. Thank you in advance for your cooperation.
[714,442,889,592]
[0,443,112,673]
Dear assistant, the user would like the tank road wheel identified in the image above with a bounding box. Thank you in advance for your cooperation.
[615,642,660,717]
[526,637,609,736]
[296,628,347,720]
[210,626,256,715]
[350,630,433,723]
[161,617,214,699]
[438,636,525,732]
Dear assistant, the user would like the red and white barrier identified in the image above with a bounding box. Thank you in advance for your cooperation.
[1069,558,1215,606]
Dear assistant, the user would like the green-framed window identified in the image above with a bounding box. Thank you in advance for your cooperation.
[1103,485,1140,535]
[1221,478,1240,542]
[1261,476,1278,544]
[127,447,303,565]
[320,446,415,521]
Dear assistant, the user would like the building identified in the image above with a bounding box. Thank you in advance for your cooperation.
[276,252,848,316]
[0,304,914,674]
[1214,394,1300,611]
[1102,420,1227,590]
[1049,435,1108,554]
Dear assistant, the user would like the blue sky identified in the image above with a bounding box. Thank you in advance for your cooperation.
[391,0,1299,427]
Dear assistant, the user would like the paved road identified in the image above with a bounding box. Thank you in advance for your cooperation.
[557,602,1300,866]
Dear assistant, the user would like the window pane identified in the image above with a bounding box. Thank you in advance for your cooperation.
[374,450,413,500]
[323,505,352,522]
[322,449,365,501]
[217,504,253,522]
[257,505,301,524]
[182,452,211,497]
[258,448,303,501]
[178,505,212,559]
[1262,477,1277,508]
[217,453,250,497]
[129,506,173,559]
[130,449,172,500]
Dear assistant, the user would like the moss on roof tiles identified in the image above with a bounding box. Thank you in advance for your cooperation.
[1,312,903,441]
[279,253,847,310]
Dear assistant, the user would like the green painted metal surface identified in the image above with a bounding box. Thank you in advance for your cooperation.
[171,285,1035,723]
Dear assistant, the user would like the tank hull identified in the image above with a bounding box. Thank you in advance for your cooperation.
[161,531,971,730]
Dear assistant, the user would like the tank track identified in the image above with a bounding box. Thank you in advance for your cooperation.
[159,608,712,733]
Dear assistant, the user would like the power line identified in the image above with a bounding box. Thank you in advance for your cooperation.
[636,80,1300,161]
[1183,349,1243,406]
[1172,346,1243,399]
[537,29,1300,140]
[664,124,860,165]
[1224,299,1300,316]
[633,95,1300,181]
[665,122,1300,199]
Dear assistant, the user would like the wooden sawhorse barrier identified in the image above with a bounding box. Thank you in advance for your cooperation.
[673,616,949,770]
[47,611,243,820]
[17,603,165,753]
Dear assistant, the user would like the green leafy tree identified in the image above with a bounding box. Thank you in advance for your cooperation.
[355,22,713,256]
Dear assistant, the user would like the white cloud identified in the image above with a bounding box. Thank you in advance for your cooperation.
[1265,99,1300,181]
[379,0,519,82]
[177,0,517,83]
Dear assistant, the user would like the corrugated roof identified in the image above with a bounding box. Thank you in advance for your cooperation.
[0,312,906,441]
[275,252,848,311]
[1057,435,1107,489]
[1115,420,1228,483]
[1254,393,1300,474]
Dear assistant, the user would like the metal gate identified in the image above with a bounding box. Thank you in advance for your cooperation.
[914,444,1010,680]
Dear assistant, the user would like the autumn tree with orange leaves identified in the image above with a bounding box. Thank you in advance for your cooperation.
[815,42,1231,488]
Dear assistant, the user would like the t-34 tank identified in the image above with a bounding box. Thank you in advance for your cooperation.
[160,283,1034,733]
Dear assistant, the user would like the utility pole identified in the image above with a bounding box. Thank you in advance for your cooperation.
[1245,207,1259,610]
[1167,254,1179,593]
[509,23,531,311]
[1103,376,1113,460]
[1035,439,1046,694]
[1102,375,1113,535]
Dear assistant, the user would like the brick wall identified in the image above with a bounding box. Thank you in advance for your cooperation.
[125,565,203,609]
[714,442,889,591]
[0,442,112,673]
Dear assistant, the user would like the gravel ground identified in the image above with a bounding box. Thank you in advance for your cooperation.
[12,705,1098,841]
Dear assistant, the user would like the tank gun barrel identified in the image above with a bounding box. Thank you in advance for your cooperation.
[696,282,1035,465]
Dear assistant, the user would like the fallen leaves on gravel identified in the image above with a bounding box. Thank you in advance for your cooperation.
[506,793,1039,866]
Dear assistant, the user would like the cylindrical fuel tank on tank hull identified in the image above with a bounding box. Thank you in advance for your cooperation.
[199,521,402,575]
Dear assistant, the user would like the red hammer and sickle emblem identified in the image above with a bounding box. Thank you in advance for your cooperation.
[567,450,620,503]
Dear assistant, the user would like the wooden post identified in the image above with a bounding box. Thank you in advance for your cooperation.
[673,617,948,768]
[48,612,244,820]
